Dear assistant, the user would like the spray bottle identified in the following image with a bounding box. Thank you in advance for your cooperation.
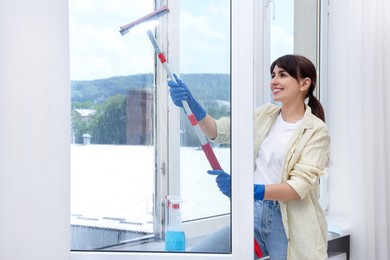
[164,196,186,251]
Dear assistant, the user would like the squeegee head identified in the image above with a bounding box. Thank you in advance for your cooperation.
[120,5,170,36]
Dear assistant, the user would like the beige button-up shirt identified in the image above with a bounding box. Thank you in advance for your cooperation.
[214,103,330,260]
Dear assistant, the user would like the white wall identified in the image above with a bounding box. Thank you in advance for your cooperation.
[0,1,70,260]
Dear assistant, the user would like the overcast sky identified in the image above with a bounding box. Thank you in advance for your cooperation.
[69,0,292,81]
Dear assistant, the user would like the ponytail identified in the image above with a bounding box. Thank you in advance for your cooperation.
[307,92,325,122]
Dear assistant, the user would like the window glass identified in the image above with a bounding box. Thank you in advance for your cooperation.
[270,0,319,76]
[170,0,232,253]
[179,0,231,222]
[70,0,157,251]
[270,0,294,62]
[70,0,232,254]
[263,0,320,104]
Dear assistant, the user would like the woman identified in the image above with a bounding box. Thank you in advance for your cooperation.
[168,54,330,259]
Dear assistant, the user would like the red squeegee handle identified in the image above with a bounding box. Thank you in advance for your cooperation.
[201,143,221,170]
[254,238,263,258]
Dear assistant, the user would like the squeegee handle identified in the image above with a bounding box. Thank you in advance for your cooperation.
[146,30,222,170]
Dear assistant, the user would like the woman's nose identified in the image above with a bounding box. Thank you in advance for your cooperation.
[270,76,277,85]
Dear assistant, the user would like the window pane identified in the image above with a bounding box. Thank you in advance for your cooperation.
[270,0,294,62]
[270,0,318,69]
[70,0,157,251]
[177,0,232,253]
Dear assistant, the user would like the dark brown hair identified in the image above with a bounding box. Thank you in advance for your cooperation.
[270,54,325,122]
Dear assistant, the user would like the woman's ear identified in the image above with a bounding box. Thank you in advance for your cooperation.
[300,77,311,92]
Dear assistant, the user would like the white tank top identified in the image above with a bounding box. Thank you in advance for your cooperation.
[254,113,302,184]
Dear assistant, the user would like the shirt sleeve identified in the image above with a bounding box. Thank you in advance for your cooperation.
[212,117,231,144]
[286,127,330,199]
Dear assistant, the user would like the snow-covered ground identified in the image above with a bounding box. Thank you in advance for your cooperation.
[71,144,231,230]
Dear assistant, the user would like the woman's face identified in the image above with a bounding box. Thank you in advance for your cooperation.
[270,65,305,104]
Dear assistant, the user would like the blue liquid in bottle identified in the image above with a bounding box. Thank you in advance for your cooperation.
[165,230,186,251]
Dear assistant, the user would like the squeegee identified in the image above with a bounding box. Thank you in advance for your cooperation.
[120,6,262,258]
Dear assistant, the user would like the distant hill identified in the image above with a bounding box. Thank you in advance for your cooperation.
[71,73,230,104]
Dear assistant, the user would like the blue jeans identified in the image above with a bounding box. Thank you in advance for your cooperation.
[254,200,288,259]
[188,200,287,260]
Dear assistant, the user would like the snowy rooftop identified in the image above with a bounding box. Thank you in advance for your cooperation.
[71,144,230,232]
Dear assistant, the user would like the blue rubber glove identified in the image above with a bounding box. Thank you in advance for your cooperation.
[168,74,206,121]
[207,169,231,197]
[208,170,266,200]
[254,184,265,201]
[207,170,265,200]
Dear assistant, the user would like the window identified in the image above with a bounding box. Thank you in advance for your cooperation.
[69,1,326,258]
[69,0,232,254]
[70,0,157,251]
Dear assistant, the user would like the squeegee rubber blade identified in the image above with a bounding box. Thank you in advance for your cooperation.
[120,6,169,35]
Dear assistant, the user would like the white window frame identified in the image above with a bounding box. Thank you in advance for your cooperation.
[254,0,269,107]
[318,0,329,112]
[70,0,256,259]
